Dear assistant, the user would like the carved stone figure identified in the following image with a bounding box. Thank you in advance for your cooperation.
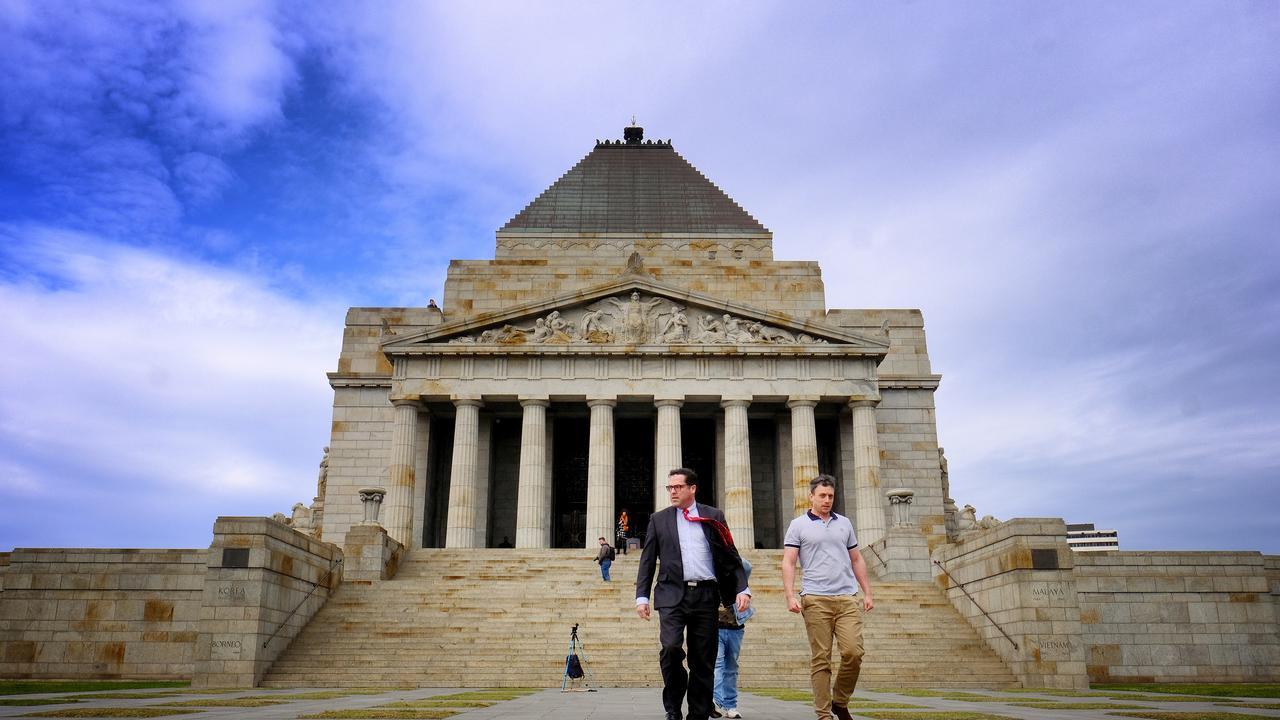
[957,504,979,533]
[658,305,688,343]
[697,313,726,343]
[604,291,663,343]
[938,447,950,502]
[530,317,552,343]
[755,323,795,343]
[580,307,612,343]
[291,502,313,533]
[317,446,330,498]
[724,315,754,344]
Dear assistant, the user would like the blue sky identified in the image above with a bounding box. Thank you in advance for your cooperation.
[1,2,1277,553]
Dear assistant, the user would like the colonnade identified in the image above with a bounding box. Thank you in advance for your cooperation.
[381,395,885,550]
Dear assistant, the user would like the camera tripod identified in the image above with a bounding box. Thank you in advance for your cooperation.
[560,623,597,692]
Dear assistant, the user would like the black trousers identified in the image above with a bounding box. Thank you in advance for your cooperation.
[658,584,719,720]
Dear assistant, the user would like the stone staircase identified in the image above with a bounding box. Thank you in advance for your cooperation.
[262,549,1018,689]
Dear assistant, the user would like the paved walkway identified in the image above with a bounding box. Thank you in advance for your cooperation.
[2,686,1278,719]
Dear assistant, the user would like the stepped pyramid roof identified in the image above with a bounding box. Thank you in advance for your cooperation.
[501,123,768,234]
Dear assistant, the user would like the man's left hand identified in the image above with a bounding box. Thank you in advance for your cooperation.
[862,593,874,613]
[735,592,751,614]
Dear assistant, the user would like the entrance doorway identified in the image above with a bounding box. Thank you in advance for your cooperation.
[551,416,589,548]
[615,416,654,545]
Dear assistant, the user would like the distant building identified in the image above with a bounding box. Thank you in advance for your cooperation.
[1066,522,1119,552]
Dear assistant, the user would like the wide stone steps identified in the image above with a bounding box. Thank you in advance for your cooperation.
[262,550,1018,688]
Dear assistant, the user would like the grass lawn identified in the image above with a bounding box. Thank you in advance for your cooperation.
[0,681,189,696]
[1097,685,1280,699]
[1008,702,1156,710]
[243,689,392,700]
[0,698,81,706]
[155,697,287,707]
[298,711,457,719]
[844,707,1013,712]
[20,709,201,718]
[1105,707,1274,712]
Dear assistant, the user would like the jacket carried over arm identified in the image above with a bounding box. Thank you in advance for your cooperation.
[635,503,748,610]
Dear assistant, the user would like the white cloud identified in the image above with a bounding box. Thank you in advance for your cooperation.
[0,225,342,548]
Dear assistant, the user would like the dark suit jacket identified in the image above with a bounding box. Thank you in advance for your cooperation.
[635,503,748,610]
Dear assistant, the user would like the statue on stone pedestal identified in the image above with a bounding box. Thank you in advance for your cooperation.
[291,502,314,534]
[317,446,329,499]
[957,504,979,534]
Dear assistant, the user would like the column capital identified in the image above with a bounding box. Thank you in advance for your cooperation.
[587,398,617,408]
[720,398,751,409]
[655,398,684,409]
[518,397,550,408]
[390,396,422,408]
[452,397,484,409]
[786,396,820,409]
[848,397,880,409]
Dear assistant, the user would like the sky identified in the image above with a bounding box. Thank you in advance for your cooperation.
[1,1,1277,554]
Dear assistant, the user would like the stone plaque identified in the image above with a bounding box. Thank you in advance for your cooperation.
[222,548,250,568]
[216,584,247,602]
[1031,548,1059,570]
[210,638,243,659]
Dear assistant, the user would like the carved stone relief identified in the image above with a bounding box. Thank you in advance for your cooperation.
[446,292,829,346]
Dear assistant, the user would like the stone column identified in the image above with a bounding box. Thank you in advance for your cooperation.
[851,398,886,546]
[654,398,683,510]
[445,398,483,548]
[721,398,754,550]
[383,399,419,546]
[586,399,616,549]
[515,398,550,548]
[788,397,820,515]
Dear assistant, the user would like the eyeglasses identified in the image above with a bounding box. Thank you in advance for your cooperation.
[664,484,689,492]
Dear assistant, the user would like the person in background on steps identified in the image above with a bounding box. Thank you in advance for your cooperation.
[596,536,616,581]
[616,507,631,554]
[782,475,874,720]
[712,558,753,719]
[637,468,751,720]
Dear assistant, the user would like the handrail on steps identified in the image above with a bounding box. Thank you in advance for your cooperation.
[932,558,1019,650]
[262,557,343,649]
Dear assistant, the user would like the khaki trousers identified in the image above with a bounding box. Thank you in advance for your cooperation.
[800,594,865,719]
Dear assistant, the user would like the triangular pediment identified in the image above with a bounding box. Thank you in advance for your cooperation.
[383,278,888,355]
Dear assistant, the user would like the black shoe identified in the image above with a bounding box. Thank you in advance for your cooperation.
[710,706,723,718]
[832,704,854,720]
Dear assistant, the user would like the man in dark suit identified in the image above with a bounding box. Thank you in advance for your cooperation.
[637,468,751,720]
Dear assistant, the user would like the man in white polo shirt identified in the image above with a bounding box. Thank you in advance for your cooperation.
[782,475,875,720]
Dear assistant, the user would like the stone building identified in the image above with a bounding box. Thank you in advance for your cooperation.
[316,122,944,555]
[4,124,1275,689]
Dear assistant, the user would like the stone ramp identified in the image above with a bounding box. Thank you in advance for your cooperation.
[261,549,1017,688]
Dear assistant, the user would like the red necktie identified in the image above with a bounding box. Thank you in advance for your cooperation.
[683,507,735,548]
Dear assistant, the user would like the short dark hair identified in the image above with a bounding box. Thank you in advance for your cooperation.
[809,475,837,493]
[598,536,607,542]
[669,467,698,486]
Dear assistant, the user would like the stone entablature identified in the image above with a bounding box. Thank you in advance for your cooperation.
[494,232,775,262]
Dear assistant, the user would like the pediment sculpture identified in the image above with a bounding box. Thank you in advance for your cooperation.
[447,291,830,346]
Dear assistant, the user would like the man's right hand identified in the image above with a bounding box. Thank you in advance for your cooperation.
[636,602,651,620]
[786,594,802,614]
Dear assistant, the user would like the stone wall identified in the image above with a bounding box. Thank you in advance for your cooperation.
[931,519,1089,689]
[0,548,206,679]
[443,258,828,321]
[324,386,396,544]
[1075,551,1280,683]
[192,517,342,688]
